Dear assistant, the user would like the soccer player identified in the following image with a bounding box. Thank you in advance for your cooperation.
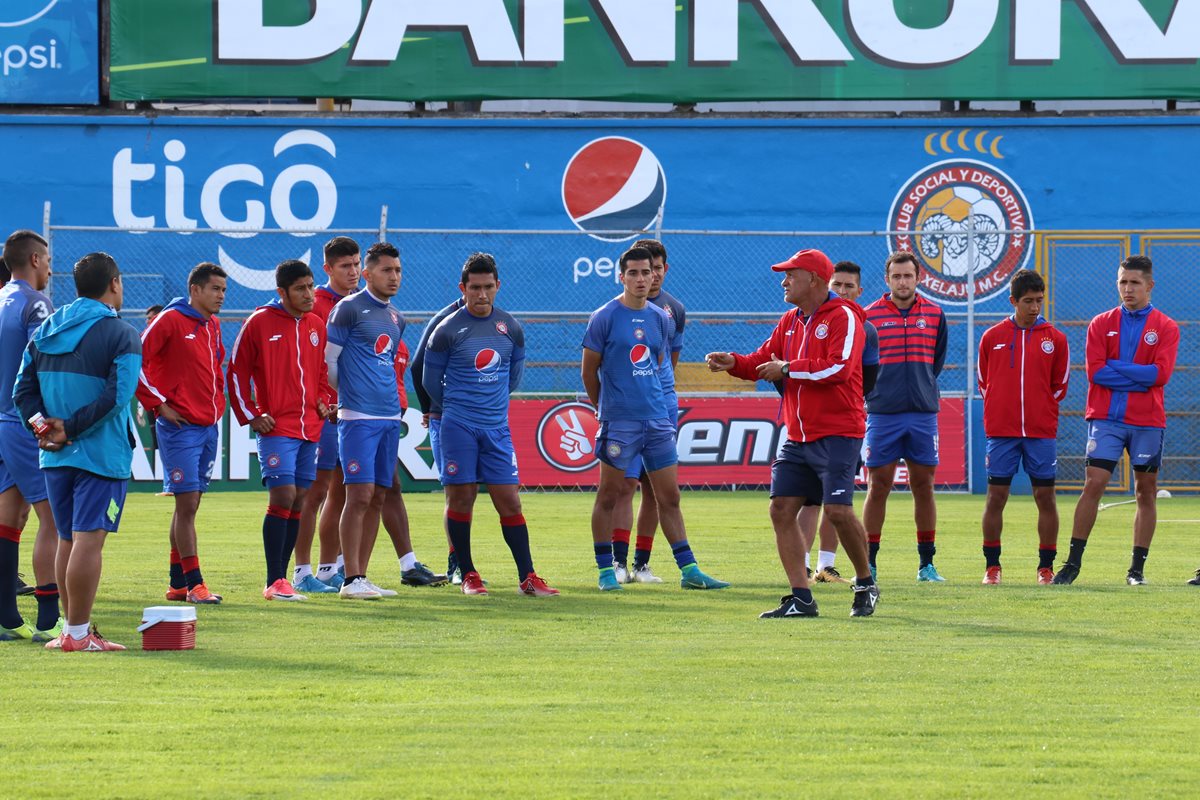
[862,251,948,581]
[14,252,142,651]
[411,295,465,581]
[229,260,332,602]
[582,246,728,593]
[326,242,439,599]
[1053,255,1179,586]
[977,270,1070,585]
[136,262,228,604]
[707,249,879,618]
[422,252,558,597]
[145,305,163,325]
[609,238,681,585]
[294,236,361,594]
[798,260,880,585]
[0,231,61,643]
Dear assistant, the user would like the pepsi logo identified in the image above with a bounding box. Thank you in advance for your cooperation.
[374,334,393,356]
[475,348,501,374]
[535,401,600,473]
[562,137,667,242]
[629,344,653,369]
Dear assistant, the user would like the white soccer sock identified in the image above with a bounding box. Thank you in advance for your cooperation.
[399,552,418,571]
[66,622,90,641]
[316,563,338,580]
[293,563,313,580]
[804,552,811,570]
[818,550,837,571]
[335,554,345,571]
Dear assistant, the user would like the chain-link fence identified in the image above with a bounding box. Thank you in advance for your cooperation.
[44,220,1198,492]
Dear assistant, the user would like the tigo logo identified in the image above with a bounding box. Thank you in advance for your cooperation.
[562,137,666,242]
[475,348,501,375]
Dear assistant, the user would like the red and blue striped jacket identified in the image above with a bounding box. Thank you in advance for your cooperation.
[863,293,947,415]
[1085,304,1178,429]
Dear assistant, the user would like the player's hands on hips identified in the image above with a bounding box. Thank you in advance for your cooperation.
[705,352,735,372]
[157,403,185,427]
[755,353,787,382]
[250,414,275,434]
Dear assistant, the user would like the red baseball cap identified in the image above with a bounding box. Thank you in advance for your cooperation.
[770,249,834,282]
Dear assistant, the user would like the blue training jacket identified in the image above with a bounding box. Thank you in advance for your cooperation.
[13,297,142,479]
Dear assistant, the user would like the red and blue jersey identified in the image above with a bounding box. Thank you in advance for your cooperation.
[864,293,947,415]
[326,289,406,420]
[136,297,226,427]
[1085,304,1179,429]
[0,279,52,423]
[422,306,525,429]
[582,297,671,422]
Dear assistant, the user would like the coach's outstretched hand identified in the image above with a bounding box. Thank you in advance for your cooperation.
[705,352,734,372]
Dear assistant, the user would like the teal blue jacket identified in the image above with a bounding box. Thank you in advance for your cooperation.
[13,298,142,479]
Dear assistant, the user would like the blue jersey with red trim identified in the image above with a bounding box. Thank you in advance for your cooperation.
[326,290,406,419]
[582,297,671,422]
[0,279,53,422]
[864,293,947,414]
[422,307,525,429]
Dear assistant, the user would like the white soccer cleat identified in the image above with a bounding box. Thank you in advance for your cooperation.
[613,562,630,584]
[632,565,664,584]
[364,579,398,597]
[339,577,382,600]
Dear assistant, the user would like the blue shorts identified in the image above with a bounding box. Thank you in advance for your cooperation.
[439,416,519,486]
[598,418,677,475]
[44,467,127,540]
[157,419,219,494]
[625,406,679,480]
[0,420,48,503]
[1086,420,1165,472]
[316,418,341,471]
[429,416,444,477]
[771,436,862,506]
[986,437,1057,484]
[257,435,318,489]
[338,418,401,488]
[865,411,939,467]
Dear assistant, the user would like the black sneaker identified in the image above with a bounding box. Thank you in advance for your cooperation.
[1051,563,1080,584]
[1125,570,1148,586]
[446,551,458,579]
[1187,569,1200,586]
[850,583,880,617]
[15,575,34,596]
[402,563,449,587]
[759,595,818,618]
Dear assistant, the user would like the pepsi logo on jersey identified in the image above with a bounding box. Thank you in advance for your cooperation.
[629,344,655,377]
[475,348,501,382]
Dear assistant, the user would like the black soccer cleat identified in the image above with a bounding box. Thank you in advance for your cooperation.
[1188,569,1200,587]
[401,563,449,587]
[1126,570,1148,586]
[1051,563,1080,585]
[850,583,880,617]
[759,595,818,619]
[15,574,34,596]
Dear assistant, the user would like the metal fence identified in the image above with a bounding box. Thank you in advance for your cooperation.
[42,215,1199,493]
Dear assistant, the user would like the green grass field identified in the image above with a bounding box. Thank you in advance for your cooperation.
[3,490,1199,798]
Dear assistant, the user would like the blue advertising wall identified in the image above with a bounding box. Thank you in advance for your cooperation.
[0,3,98,104]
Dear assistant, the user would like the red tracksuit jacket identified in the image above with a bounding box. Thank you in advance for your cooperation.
[395,340,409,413]
[977,316,1070,439]
[228,300,332,442]
[136,299,226,426]
[728,293,866,443]
[1085,305,1179,428]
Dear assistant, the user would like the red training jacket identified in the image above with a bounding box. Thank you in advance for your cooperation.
[728,293,866,442]
[1085,305,1179,428]
[228,300,332,442]
[136,300,226,426]
[395,340,410,413]
[977,316,1069,439]
[312,284,344,407]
